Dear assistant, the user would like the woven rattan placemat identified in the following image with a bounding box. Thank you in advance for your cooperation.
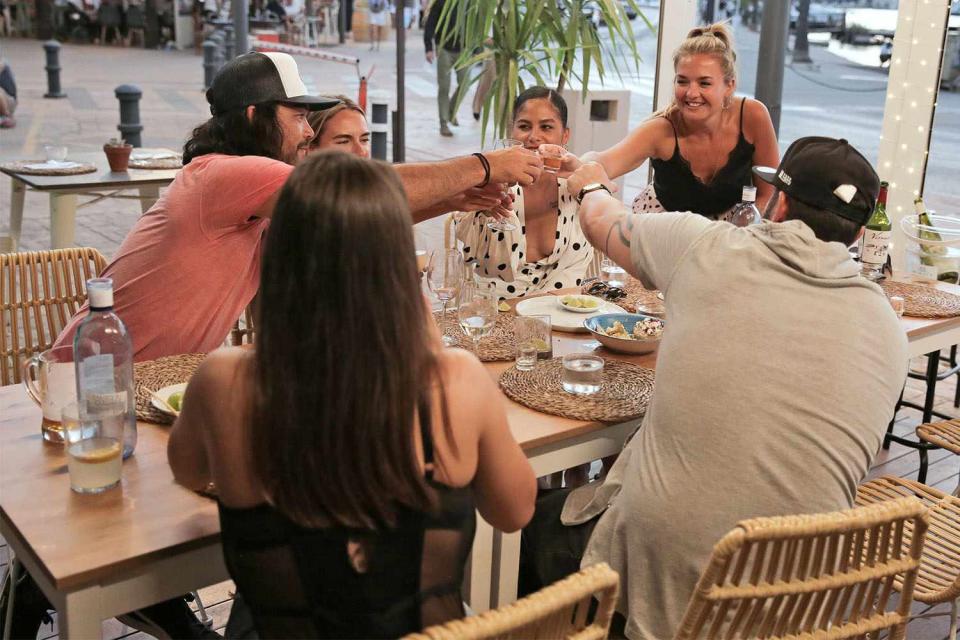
[435,311,517,361]
[499,358,655,422]
[880,280,960,318]
[1,160,97,176]
[134,353,205,424]
[583,277,664,316]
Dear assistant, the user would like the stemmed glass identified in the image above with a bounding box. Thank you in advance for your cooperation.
[427,249,465,347]
[457,282,498,355]
[486,139,523,233]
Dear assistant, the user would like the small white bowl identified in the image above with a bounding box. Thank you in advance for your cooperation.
[557,294,605,314]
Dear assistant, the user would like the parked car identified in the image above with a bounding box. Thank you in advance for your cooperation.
[583,0,639,28]
[880,38,893,65]
[790,2,845,34]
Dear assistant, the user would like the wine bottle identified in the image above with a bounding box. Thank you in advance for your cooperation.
[859,181,891,280]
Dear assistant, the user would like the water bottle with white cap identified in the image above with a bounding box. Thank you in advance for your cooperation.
[730,186,761,227]
[74,278,137,459]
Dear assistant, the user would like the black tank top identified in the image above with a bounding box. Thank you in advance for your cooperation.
[650,98,756,218]
[217,401,476,639]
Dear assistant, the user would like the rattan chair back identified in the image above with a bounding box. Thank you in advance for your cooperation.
[403,562,619,640]
[856,475,960,604]
[1,248,107,386]
[674,498,928,640]
[230,302,256,346]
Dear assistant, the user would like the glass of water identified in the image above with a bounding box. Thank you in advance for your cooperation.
[63,402,122,494]
[600,256,627,289]
[562,353,604,395]
[457,282,498,355]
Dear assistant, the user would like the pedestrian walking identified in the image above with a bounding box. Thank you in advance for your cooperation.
[423,0,465,137]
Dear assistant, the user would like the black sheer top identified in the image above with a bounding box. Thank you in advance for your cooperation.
[650,98,755,218]
[217,413,476,639]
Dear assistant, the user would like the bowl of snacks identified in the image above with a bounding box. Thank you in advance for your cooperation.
[558,294,604,313]
[583,313,664,354]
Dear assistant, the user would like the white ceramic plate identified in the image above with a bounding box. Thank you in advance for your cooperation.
[556,295,605,314]
[515,295,626,333]
[151,382,187,415]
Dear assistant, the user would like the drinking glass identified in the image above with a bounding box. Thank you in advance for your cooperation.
[457,282,498,355]
[538,143,565,174]
[514,314,552,371]
[890,295,905,318]
[486,139,523,233]
[427,249,465,347]
[600,256,627,289]
[63,401,122,494]
[562,353,604,395]
[44,145,68,162]
[21,345,77,442]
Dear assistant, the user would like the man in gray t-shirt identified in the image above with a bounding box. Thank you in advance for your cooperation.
[520,137,907,639]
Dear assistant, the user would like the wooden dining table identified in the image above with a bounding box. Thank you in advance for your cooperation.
[3,283,960,637]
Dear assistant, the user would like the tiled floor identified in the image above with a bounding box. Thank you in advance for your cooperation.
[4,362,960,639]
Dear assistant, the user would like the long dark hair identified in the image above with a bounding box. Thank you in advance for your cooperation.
[252,151,439,529]
[182,102,284,164]
[512,86,568,127]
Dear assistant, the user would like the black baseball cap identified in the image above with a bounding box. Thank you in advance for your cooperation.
[207,52,340,116]
[752,137,880,226]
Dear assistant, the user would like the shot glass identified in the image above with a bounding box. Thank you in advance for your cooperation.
[44,145,68,163]
[561,353,604,395]
[538,144,565,174]
[514,314,552,369]
[890,295,905,318]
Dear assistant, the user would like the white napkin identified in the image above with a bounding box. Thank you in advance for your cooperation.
[23,160,81,170]
[131,149,180,160]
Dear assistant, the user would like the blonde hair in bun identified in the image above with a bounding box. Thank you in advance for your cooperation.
[653,22,737,121]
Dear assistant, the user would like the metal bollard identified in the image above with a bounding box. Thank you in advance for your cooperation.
[223,26,235,61]
[43,40,66,99]
[202,40,218,90]
[115,84,144,147]
[369,90,389,161]
[210,31,226,70]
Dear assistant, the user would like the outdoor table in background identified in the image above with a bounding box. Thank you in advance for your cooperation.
[1,152,178,250]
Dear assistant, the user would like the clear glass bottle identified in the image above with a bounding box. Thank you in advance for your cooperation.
[859,181,891,280]
[73,278,137,459]
[729,186,761,227]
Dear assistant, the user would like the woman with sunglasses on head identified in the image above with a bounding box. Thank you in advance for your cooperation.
[167,152,536,638]
[307,95,371,158]
[570,23,779,218]
[454,87,594,299]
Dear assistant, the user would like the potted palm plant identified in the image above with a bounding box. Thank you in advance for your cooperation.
[439,0,651,141]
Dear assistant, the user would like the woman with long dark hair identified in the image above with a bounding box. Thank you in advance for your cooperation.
[167,151,536,637]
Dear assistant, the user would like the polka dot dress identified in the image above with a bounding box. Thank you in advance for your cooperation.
[454,178,594,300]
[632,183,737,222]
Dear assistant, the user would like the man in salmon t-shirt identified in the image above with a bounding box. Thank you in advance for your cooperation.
[54,51,542,361]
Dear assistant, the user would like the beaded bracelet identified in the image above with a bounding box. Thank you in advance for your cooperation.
[472,152,491,188]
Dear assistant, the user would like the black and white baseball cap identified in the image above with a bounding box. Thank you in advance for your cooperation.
[752,137,880,226]
[207,52,340,115]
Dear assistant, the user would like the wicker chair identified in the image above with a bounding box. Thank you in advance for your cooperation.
[674,497,928,640]
[0,248,107,386]
[857,475,960,637]
[916,419,960,494]
[402,562,620,640]
[229,302,256,346]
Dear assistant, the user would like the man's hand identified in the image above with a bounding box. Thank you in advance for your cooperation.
[447,184,512,215]
[425,50,435,64]
[485,146,543,186]
[567,161,618,201]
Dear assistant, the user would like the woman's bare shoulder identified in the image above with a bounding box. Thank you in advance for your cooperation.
[742,98,774,131]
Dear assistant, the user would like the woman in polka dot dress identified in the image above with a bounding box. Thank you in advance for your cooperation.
[455,87,593,300]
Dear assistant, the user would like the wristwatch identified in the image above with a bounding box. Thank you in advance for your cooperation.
[576,183,612,204]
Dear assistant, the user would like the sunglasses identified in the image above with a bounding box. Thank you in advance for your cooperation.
[585,280,627,301]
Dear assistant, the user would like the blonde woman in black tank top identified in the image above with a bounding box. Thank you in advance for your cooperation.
[569,23,779,218]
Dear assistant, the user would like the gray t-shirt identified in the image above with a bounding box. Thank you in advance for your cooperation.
[562,213,907,640]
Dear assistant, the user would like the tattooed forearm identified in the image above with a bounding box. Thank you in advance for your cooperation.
[604,215,633,256]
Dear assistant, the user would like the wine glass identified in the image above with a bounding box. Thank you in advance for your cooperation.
[457,282,498,355]
[427,249,464,347]
[486,139,523,233]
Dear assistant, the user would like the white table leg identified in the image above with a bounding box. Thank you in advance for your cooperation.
[466,515,494,613]
[138,185,161,214]
[59,588,102,639]
[50,193,78,248]
[9,177,25,250]
[491,529,521,608]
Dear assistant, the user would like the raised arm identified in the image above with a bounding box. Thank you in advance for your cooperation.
[579,117,673,180]
[398,146,543,222]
